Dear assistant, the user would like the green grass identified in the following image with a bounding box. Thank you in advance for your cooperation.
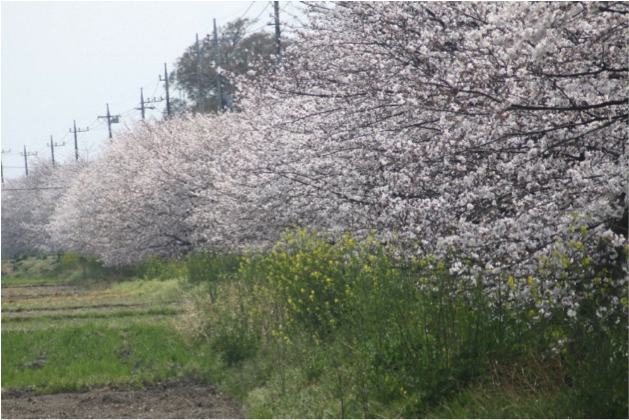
[2,306,182,323]
[1,260,218,395]
[1,300,175,313]
[1,259,61,281]
[425,381,572,419]
[1,315,178,333]
[1,276,73,287]
[1,323,220,394]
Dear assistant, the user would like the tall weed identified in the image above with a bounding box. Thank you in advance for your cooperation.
[177,229,628,418]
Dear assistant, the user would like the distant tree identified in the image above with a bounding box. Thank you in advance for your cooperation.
[170,18,277,114]
[1,159,86,258]
[47,114,263,266]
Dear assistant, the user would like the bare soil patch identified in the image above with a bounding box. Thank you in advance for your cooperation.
[1,380,244,419]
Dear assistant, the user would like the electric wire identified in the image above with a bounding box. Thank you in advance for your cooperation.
[3,2,289,182]
[238,2,257,22]
[245,2,272,32]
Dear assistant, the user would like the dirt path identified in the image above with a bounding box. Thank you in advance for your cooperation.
[1,380,244,419]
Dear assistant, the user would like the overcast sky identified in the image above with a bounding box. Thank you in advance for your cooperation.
[1,1,301,180]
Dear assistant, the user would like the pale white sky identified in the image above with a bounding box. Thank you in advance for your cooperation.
[1,1,301,180]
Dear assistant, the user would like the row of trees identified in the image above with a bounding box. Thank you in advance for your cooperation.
[3,2,627,313]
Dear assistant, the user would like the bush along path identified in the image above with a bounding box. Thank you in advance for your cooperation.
[175,230,628,419]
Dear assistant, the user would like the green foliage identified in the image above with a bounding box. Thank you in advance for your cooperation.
[175,277,260,368]
[177,229,628,418]
[170,17,276,114]
[59,252,80,269]
[14,250,31,262]
[239,230,498,414]
[210,318,260,367]
[187,251,242,284]
[1,258,61,281]
[185,251,242,304]
[139,255,187,281]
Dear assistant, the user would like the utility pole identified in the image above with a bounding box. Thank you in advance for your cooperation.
[140,88,146,120]
[1,149,11,184]
[195,34,205,114]
[274,1,282,66]
[70,120,89,161]
[137,88,164,120]
[47,135,66,167]
[213,19,224,111]
[98,104,120,139]
[21,146,37,177]
[159,63,171,117]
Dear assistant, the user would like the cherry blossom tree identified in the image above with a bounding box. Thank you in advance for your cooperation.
[2,159,86,257]
[48,112,275,266]
[246,1,627,277]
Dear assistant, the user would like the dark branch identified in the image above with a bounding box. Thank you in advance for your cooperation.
[508,99,627,112]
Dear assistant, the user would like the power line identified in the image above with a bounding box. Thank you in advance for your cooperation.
[201,1,256,33]
[58,131,71,144]
[150,79,161,99]
[2,1,293,175]
[245,21,273,36]
[249,2,272,27]
[121,108,139,117]
[86,117,102,129]
[238,2,257,22]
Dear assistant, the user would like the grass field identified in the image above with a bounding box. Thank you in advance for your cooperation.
[1,263,220,396]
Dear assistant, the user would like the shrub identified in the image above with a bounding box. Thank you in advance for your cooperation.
[232,230,501,416]
[177,229,628,418]
[187,251,242,284]
[59,252,80,269]
[139,255,186,281]
[186,251,242,303]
